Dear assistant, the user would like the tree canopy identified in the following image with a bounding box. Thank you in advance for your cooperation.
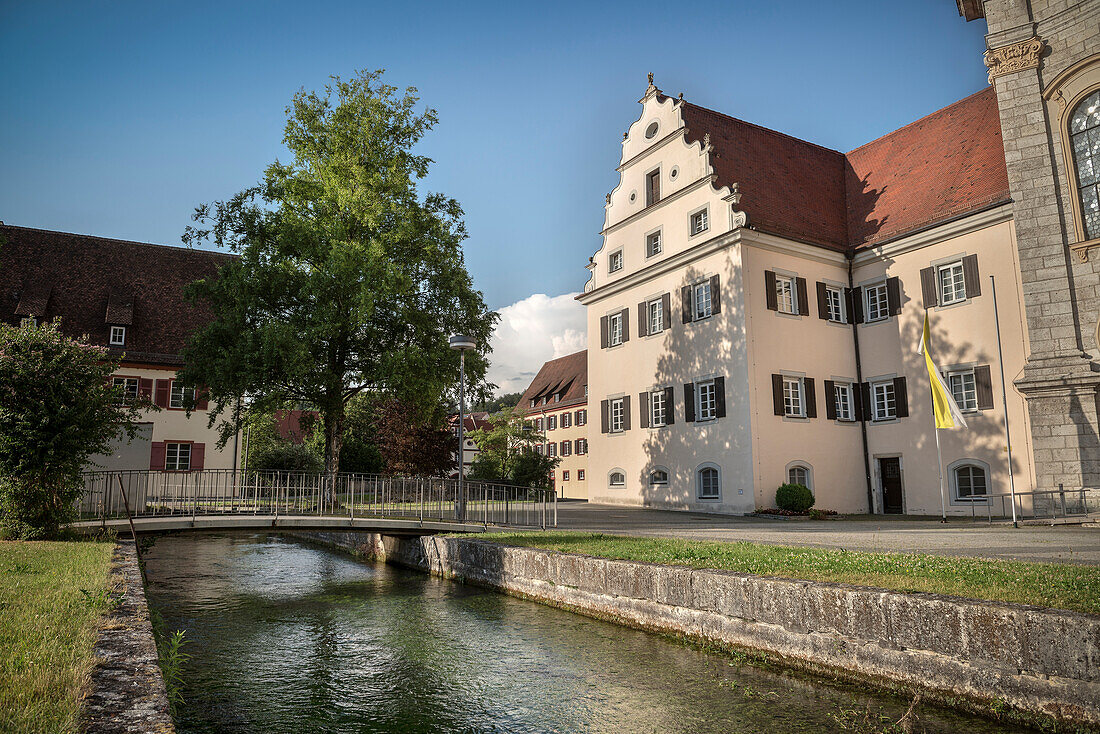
[466,407,557,487]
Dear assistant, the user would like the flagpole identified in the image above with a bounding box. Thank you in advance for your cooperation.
[935,422,947,523]
[990,275,1018,528]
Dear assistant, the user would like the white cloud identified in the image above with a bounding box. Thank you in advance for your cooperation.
[487,292,587,394]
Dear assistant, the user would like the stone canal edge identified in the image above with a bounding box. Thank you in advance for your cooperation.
[295,530,1100,730]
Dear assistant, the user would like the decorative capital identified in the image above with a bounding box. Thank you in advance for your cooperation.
[984,37,1044,83]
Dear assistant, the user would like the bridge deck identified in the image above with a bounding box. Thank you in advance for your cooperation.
[70,514,493,536]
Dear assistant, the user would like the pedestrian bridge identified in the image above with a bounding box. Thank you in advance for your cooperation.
[71,469,556,536]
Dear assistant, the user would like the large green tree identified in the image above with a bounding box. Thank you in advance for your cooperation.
[180,71,496,485]
[466,407,556,486]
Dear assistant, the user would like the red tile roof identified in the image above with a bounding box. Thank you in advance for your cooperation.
[517,350,588,414]
[0,224,235,365]
[677,86,1010,250]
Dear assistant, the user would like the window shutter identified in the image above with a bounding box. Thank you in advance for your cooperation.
[852,383,863,421]
[771,374,784,416]
[893,377,909,418]
[600,400,609,434]
[860,382,873,421]
[846,287,864,324]
[620,308,630,342]
[975,365,994,410]
[663,386,675,425]
[709,275,721,315]
[823,380,836,420]
[963,254,981,298]
[886,276,902,316]
[191,443,205,471]
[920,267,938,307]
[714,376,726,418]
[154,379,170,408]
[139,378,153,400]
[196,387,209,411]
[816,282,829,320]
[149,441,166,471]
[622,394,631,431]
[681,286,692,323]
[765,270,778,311]
[638,302,649,337]
[639,392,650,429]
[796,277,809,316]
[574,439,581,453]
[600,316,608,349]
[684,383,696,422]
[661,293,671,330]
[804,377,817,418]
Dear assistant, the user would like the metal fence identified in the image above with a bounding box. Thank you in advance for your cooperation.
[78,469,557,529]
[967,484,1098,524]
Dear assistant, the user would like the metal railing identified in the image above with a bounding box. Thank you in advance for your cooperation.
[78,469,557,529]
[965,484,1098,524]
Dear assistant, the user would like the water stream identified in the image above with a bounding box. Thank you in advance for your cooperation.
[142,533,1030,733]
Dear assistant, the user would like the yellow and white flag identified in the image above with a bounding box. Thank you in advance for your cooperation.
[917,312,968,430]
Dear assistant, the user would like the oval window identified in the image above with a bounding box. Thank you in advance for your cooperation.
[645,122,659,139]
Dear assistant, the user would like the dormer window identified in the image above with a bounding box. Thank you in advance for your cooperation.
[110,325,126,346]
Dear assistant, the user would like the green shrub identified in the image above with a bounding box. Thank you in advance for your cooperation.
[775,483,815,513]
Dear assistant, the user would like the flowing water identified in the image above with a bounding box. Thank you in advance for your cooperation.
[142,533,1031,733]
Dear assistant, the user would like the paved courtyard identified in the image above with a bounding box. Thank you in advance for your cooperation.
[552,502,1100,565]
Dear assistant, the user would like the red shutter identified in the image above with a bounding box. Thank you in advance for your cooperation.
[196,386,209,410]
[190,443,205,471]
[139,378,153,400]
[154,379,170,408]
[150,441,166,471]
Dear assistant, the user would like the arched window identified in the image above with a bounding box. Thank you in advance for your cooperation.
[609,470,626,487]
[696,464,720,500]
[786,462,813,493]
[952,462,989,502]
[1070,89,1100,241]
[649,468,669,486]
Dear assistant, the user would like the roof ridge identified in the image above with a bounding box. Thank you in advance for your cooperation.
[845,87,993,156]
[679,100,845,158]
[0,223,236,259]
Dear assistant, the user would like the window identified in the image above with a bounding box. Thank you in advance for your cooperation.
[535,444,544,455]
[825,286,845,322]
[576,409,587,426]
[689,208,709,236]
[547,415,557,430]
[165,442,191,471]
[864,282,889,322]
[608,312,623,346]
[578,469,585,481]
[775,276,797,314]
[783,377,805,417]
[562,412,571,428]
[645,169,661,206]
[697,466,720,500]
[536,417,544,432]
[530,399,536,408]
[938,262,966,305]
[555,392,562,403]
[609,249,624,273]
[562,471,570,481]
[693,282,712,320]
[548,442,557,457]
[649,469,669,486]
[645,121,659,139]
[610,398,625,433]
[947,369,978,412]
[697,380,717,421]
[646,230,662,258]
[576,438,588,455]
[833,382,853,422]
[954,464,989,501]
[112,376,139,405]
[648,298,663,335]
[650,389,666,427]
[1070,89,1100,240]
[872,381,897,421]
[561,440,571,456]
[609,470,626,487]
[109,325,126,346]
[169,382,195,410]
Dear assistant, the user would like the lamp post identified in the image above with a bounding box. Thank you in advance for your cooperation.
[449,334,477,522]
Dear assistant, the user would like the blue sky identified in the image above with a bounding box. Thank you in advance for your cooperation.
[0,1,990,389]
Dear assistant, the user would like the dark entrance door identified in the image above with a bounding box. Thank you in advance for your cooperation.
[880,458,903,514]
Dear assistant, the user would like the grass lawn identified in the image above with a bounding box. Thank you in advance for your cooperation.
[478,532,1100,616]
[0,539,115,734]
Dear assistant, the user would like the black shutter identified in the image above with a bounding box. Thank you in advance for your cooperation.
[710,275,721,315]
[975,365,994,410]
[796,277,809,316]
[714,376,726,418]
[886,276,902,316]
[684,383,696,422]
[574,438,581,453]
[765,270,778,310]
[639,391,650,429]
[846,286,864,324]
[852,382,863,421]
[823,379,836,420]
[600,400,609,434]
[661,292,671,330]
[920,267,938,308]
[816,282,829,320]
[638,302,649,338]
[861,382,873,421]
[963,254,981,298]
[894,377,909,418]
[620,308,630,342]
[681,286,692,323]
[600,316,608,349]
[771,374,784,416]
[664,386,675,424]
[622,394,631,431]
[805,377,817,418]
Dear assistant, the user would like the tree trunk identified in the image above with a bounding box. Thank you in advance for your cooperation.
[322,404,345,505]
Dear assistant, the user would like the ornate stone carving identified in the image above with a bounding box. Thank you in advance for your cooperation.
[984,37,1044,83]
[731,209,749,229]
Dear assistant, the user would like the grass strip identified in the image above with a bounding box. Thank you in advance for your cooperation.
[0,539,115,734]
[477,531,1100,616]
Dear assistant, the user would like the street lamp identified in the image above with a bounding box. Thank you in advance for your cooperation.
[449,334,477,522]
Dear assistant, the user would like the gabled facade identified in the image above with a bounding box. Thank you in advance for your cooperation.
[517,350,589,499]
[0,224,240,473]
[449,411,492,477]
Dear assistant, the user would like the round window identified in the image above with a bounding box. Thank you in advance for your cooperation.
[645,121,659,139]
[629,191,637,203]
[670,166,679,180]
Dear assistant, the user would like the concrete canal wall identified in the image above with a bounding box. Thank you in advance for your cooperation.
[293,530,1100,727]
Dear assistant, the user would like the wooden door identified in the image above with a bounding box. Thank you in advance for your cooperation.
[880,457,903,514]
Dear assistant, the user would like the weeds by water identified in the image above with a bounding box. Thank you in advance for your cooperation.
[150,608,189,718]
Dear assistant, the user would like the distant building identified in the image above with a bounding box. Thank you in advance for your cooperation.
[0,224,241,473]
[449,411,492,477]
[517,350,589,499]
